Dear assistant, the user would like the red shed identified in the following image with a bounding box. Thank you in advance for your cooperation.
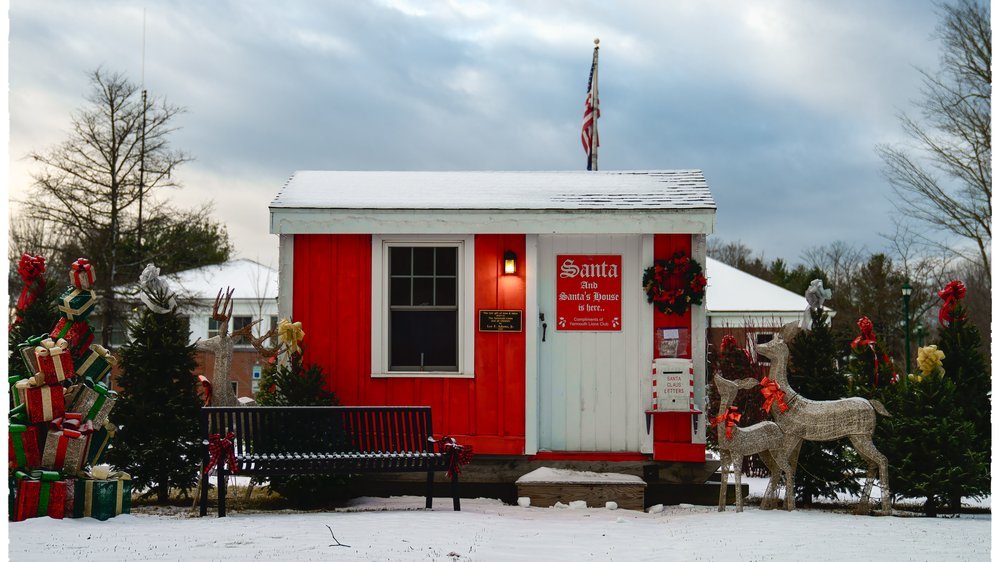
[269,170,716,463]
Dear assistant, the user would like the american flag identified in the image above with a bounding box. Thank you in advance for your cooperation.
[582,44,600,170]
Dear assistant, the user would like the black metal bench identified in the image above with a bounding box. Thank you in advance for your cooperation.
[199,406,462,517]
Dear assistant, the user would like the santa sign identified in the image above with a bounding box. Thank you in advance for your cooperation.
[555,254,622,331]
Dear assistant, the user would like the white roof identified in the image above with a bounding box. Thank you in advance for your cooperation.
[271,170,716,210]
[705,257,810,316]
[270,170,716,235]
[164,259,278,301]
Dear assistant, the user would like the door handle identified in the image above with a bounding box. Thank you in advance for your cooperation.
[539,312,547,342]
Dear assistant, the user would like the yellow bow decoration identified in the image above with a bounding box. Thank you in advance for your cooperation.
[278,319,305,354]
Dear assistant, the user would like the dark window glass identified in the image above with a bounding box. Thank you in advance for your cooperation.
[388,245,460,371]
[755,333,774,345]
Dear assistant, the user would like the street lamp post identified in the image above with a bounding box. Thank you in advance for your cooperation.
[916,323,925,347]
[902,281,912,375]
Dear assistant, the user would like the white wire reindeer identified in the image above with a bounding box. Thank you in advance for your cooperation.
[713,374,796,512]
[756,322,892,515]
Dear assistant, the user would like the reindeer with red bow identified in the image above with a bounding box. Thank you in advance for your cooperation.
[712,374,796,512]
[757,322,892,515]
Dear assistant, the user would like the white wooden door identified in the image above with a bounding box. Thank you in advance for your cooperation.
[537,234,646,452]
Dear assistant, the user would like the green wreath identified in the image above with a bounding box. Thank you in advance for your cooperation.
[642,251,708,315]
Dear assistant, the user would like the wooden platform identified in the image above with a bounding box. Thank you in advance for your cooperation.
[515,468,647,511]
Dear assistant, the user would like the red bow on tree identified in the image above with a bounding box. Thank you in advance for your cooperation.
[937,280,967,327]
[850,317,885,387]
[440,436,473,479]
[759,376,789,413]
[204,431,239,475]
[710,406,741,439]
[14,254,47,322]
[720,334,752,363]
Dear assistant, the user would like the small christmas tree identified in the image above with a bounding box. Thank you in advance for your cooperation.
[787,307,861,504]
[8,254,61,380]
[933,280,990,510]
[106,264,202,504]
[254,323,346,507]
[846,316,897,396]
[876,344,987,516]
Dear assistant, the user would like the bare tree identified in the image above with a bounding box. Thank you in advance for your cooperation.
[22,68,189,347]
[876,0,991,280]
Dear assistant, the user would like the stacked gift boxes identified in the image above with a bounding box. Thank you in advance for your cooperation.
[8,258,131,522]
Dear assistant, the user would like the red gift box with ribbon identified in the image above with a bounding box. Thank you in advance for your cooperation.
[34,338,75,385]
[9,424,42,470]
[70,258,96,290]
[41,413,94,474]
[50,318,95,359]
[14,378,66,424]
[13,470,66,521]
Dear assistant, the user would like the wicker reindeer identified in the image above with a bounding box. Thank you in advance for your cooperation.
[713,375,796,512]
[756,323,892,514]
[196,287,262,407]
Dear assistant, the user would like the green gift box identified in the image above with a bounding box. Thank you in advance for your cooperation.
[73,469,132,521]
[66,379,117,426]
[57,287,98,321]
[86,420,117,466]
[74,344,118,381]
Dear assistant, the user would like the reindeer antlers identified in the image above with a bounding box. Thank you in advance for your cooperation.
[212,287,236,323]
[246,325,288,360]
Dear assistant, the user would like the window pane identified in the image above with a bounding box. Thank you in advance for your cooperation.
[389,310,458,370]
[436,247,457,275]
[389,247,411,275]
[413,247,434,275]
[233,316,253,333]
[390,277,411,306]
[435,277,456,306]
[412,278,434,306]
[208,318,221,338]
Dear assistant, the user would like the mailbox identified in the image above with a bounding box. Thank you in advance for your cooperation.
[652,358,694,412]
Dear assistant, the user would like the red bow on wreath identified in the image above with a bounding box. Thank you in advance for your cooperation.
[759,376,789,413]
[710,406,741,439]
[440,436,473,479]
[204,431,239,475]
[937,280,966,327]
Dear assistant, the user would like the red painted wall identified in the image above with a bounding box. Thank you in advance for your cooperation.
[653,234,693,358]
[293,234,526,455]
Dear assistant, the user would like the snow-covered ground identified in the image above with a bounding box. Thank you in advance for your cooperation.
[9,478,991,562]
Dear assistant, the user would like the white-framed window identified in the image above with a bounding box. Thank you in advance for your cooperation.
[207,318,223,338]
[372,235,475,378]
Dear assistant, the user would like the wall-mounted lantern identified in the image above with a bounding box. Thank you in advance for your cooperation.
[503,250,517,275]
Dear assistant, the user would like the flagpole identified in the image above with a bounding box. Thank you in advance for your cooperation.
[591,38,599,172]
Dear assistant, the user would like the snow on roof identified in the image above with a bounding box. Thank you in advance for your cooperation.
[163,259,278,301]
[705,257,808,314]
[270,170,716,211]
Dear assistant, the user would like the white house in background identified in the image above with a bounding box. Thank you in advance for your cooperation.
[106,259,279,398]
[704,257,831,353]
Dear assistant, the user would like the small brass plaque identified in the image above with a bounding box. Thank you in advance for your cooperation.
[478,310,523,332]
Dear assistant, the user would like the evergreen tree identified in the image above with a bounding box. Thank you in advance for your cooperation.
[934,283,990,509]
[8,255,61,381]
[255,349,346,507]
[787,307,861,504]
[106,267,202,504]
[876,346,987,516]
[846,316,898,395]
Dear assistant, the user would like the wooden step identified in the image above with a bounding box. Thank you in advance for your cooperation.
[515,468,646,511]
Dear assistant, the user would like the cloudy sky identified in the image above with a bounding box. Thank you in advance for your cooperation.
[8,0,944,270]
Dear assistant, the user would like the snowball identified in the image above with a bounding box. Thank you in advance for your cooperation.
[605,502,618,510]
[517,497,531,508]
[568,500,587,509]
[647,504,665,514]
[553,502,568,509]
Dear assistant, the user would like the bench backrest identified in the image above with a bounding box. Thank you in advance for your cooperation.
[201,406,436,456]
